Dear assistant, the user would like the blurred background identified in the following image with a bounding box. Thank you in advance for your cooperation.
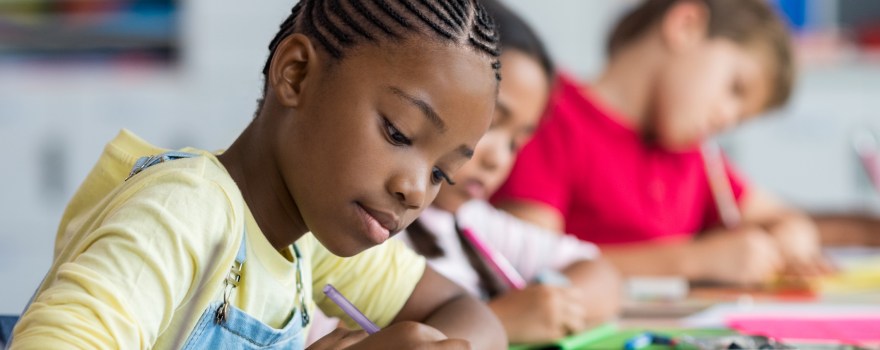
[1,0,879,313]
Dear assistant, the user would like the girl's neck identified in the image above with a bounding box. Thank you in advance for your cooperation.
[218,118,309,251]
[592,41,662,132]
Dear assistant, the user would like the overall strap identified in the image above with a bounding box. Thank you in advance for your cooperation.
[126,151,250,324]
[127,151,200,180]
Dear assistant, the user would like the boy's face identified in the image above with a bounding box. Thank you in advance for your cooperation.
[651,39,773,149]
[433,51,549,213]
[276,38,496,256]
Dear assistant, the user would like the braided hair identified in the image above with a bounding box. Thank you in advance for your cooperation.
[258,0,502,111]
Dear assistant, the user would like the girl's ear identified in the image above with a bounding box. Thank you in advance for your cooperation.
[268,33,319,108]
[660,0,710,53]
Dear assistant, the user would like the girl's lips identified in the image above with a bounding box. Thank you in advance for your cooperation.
[463,179,487,200]
[355,203,397,244]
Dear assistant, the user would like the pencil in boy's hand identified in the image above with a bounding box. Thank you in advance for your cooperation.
[701,140,742,229]
[460,227,527,290]
[323,284,380,334]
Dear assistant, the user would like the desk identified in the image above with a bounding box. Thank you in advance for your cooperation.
[614,246,880,348]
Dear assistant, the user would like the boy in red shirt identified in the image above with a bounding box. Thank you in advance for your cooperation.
[493,0,831,286]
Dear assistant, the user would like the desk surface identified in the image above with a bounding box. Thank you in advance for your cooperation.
[614,246,880,348]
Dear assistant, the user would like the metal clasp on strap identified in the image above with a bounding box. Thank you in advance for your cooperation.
[126,151,199,181]
[215,260,243,324]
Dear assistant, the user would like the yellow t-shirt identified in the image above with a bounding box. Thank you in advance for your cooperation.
[11,130,426,349]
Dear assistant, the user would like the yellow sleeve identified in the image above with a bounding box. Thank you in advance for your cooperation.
[55,129,166,257]
[309,236,426,329]
[12,168,240,349]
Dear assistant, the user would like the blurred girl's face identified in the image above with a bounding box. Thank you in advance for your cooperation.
[433,50,550,213]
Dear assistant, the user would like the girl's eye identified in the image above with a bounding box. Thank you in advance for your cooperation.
[431,167,455,186]
[383,117,411,146]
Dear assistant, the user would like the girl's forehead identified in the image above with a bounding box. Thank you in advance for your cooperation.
[326,38,497,145]
[348,38,496,108]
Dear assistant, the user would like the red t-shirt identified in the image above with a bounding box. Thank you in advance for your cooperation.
[492,74,747,246]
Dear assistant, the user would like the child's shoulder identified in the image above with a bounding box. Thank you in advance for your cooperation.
[111,152,244,232]
[98,129,241,202]
[64,130,245,240]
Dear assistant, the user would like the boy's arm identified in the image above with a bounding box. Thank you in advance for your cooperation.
[739,188,831,276]
[391,267,507,349]
[602,228,785,286]
[813,213,880,246]
[601,241,695,278]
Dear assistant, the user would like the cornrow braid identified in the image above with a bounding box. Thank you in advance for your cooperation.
[303,0,343,59]
[262,2,303,76]
[349,0,399,38]
[375,0,414,30]
[437,0,466,29]
[261,0,501,84]
[328,0,374,41]
[316,0,354,46]
[400,0,456,40]
[418,0,465,33]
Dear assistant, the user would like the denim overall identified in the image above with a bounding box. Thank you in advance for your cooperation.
[3,152,310,349]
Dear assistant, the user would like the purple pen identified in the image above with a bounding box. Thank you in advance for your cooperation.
[323,284,381,334]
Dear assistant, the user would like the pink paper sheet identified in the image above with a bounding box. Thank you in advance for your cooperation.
[728,316,880,345]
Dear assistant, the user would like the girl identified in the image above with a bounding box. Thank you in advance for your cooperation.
[399,0,621,344]
[10,1,508,349]
[493,0,831,286]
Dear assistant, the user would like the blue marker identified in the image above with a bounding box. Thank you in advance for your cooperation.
[535,269,571,286]
[624,333,653,350]
[624,332,675,350]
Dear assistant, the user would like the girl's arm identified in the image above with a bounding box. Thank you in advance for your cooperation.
[390,267,507,349]
[459,201,621,343]
[559,258,622,323]
[495,200,565,232]
[484,258,622,344]
[466,200,621,321]
[11,172,238,349]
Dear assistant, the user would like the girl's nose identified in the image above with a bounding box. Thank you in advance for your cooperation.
[387,170,427,210]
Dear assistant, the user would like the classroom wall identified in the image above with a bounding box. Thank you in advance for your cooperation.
[1,0,878,314]
[0,0,293,313]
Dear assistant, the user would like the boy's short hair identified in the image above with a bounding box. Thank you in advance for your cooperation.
[608,0,794,111]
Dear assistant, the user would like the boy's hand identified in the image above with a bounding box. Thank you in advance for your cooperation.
[768,219,835,278]
[690,226,784,286]
[310,321,470,350]
[487,284,587,343]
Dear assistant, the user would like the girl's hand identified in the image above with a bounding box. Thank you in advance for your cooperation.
[690,226,784,286]
[308,328,368,349]
[311,321,470,350]
[487,284,587,344]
